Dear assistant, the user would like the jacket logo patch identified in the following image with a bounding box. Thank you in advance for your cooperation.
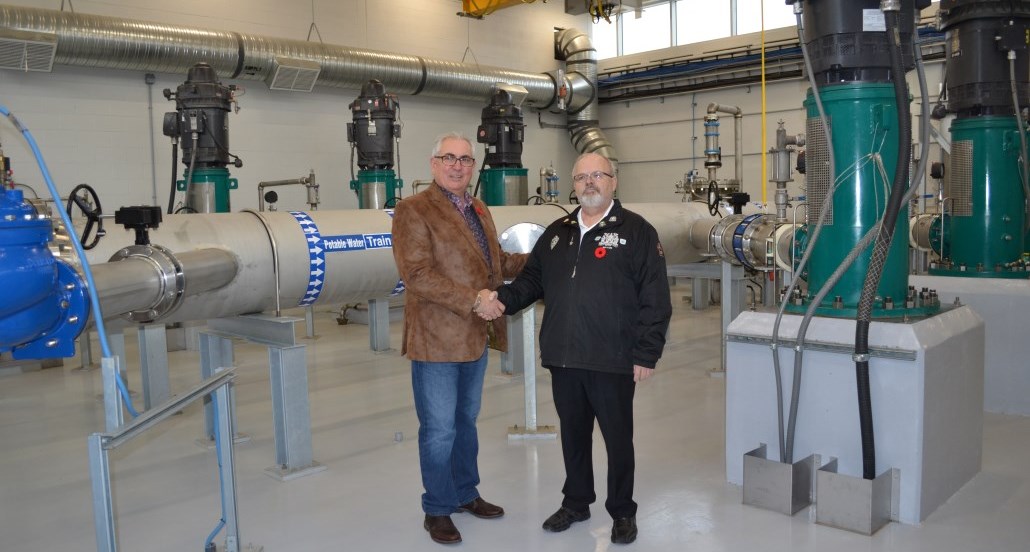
[550,235,559,250]
[597,232,621,248]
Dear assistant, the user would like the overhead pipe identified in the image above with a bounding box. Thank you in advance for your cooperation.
[0,4,614,158]
[555,27,617,162]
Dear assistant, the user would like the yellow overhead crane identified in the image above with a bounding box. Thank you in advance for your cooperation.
[460,0,539,18]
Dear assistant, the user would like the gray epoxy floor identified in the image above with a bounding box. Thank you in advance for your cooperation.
[2,288,1029,551]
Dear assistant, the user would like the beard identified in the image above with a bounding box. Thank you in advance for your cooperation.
[579,188,607,209]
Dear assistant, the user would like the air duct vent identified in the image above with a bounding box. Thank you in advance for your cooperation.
[265,57,321,92]
[0,29,57,72]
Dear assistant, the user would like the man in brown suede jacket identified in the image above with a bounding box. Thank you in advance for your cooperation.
[391,132,526,545]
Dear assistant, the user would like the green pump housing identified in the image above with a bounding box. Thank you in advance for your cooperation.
[350,169,403,209]
[931,116,1030,278]
[789,83,933,318]
[478,167,529,207]
[177,167,238,213]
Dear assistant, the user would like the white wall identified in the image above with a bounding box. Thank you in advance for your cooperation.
[600,57,947,208]
[0,0,587,211]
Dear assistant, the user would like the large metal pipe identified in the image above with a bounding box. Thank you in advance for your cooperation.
[90,247,237,320]
[0,4,614,157]
[83,203,711,324]
[556,27,617,161]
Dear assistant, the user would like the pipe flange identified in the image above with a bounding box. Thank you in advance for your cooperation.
[739,215,777,269]
[710,214,745,264]
[108,244,184,323]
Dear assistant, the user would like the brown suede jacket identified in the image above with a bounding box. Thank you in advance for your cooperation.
[392,184,527,362]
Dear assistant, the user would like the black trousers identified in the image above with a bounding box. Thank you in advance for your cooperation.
[549,366,637,519]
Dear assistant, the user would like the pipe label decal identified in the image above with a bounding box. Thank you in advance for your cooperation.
[321,233,393,252]
[290,211,325,307]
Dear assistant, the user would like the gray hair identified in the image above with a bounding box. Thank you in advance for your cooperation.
[431,132,476,157]
[573,152,618,176]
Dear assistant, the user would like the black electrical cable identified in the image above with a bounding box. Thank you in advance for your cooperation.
[852,9,913,481]
[472,172,484,199]
[166,141,178,214]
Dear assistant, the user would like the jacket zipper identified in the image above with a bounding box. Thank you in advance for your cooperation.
[562,229,583,368]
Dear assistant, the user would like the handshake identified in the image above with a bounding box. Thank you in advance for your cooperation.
[473,289,506,321]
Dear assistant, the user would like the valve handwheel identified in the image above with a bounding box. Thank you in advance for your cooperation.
[707,181,720,216]
[65,183,105,250]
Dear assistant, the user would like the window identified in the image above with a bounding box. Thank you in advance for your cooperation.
[736,0,797,35]
[591,0,807,60]
[622,4,672,56]
[677,1,731,46]
[592,17,618,60]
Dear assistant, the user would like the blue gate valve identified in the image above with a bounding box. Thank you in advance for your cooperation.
[0,189,89,358]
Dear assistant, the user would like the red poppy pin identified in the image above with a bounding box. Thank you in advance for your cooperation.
[474,204,485,216]
[595,246,607,259]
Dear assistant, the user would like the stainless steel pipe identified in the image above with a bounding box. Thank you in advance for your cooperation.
[82,203,716,325]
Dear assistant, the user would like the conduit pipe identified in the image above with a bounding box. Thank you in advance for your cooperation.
[0,4,615,158]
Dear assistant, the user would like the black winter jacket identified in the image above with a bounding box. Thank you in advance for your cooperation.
[497,200,672,374]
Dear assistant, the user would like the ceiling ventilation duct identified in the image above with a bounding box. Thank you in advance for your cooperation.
[266,57,321,92]
[0,28,56,72]
[0,4,616,159]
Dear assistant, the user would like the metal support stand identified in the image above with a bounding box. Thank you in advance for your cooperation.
[78,331,94,370]
[666,262,746,374]
[718,261,745,376]
[109,330,127,383]
[138,323,170,409]
[368,298,391,352]
[101,355,124,432]
[197,332,250,446]
[304,305,316,339]
[207,314,326,480]
[691,277,710,310]
[89,369,261,552]
[500,310,528,376]
[507,306,557,441]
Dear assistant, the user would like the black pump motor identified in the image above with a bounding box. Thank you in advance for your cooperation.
[793,0,932,85]
[477,89,525,169]
[347,80,400,170]
[161,63,239,169]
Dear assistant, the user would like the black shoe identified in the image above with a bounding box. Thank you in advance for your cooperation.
[611,516,637,544]
[542,506,590,532]
[424,515,462,545]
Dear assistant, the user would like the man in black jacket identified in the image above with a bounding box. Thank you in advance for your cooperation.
[492,152,672,545]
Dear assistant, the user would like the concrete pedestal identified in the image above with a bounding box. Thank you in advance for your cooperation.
[725,306,984,524]
[910,275,1030,415]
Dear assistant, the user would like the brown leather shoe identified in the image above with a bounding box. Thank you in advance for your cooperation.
[457,497,505,519]
[424,515,462,544]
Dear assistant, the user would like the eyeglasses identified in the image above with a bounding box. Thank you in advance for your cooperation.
[572,171,614,183]
[434,154,476,167]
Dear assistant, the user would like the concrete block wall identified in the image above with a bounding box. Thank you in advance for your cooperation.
[0,0,585,212]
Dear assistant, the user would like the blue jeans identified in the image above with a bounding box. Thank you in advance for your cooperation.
[411,348,488,515]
